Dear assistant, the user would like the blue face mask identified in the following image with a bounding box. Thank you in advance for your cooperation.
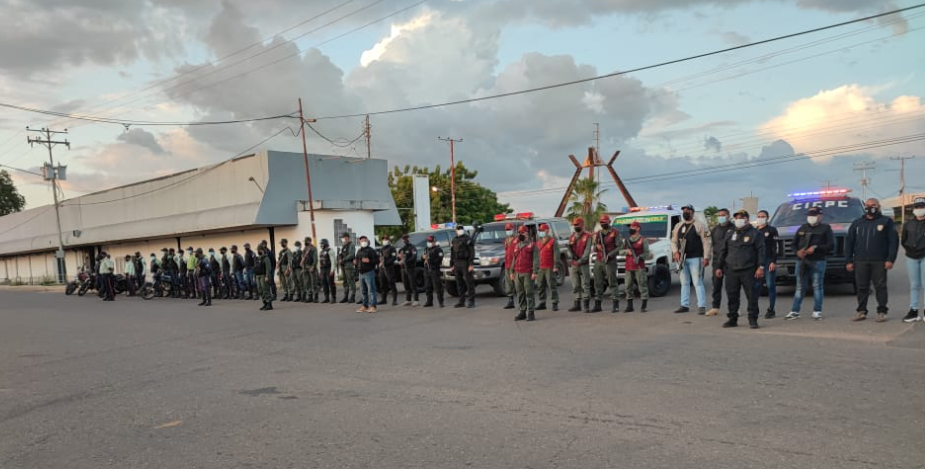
[717,216,728,224]
[538,231,547,238]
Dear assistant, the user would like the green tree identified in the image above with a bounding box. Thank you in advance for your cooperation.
[703,205,720,228]
[566,178,607,227]
[0,170,26,216]
[378,163,511,239]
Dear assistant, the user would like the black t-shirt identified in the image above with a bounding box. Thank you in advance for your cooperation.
[678,223,704,259]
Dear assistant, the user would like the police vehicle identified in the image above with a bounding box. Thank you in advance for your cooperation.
[769,188,865,288]
[441,213,570,297]
[389,225,462,293]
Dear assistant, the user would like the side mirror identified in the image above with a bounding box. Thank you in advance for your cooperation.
[474,222,483,234]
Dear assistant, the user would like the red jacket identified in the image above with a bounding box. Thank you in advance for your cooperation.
[624,236,649,271]
[513,241,539,274]
[538,237,556,270]
[504,236,516,269]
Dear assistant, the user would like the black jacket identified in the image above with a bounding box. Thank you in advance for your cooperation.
[399,244,418,269]
[756,225,780,264]
[381,245,398,267]
[424,245,444,271]
[793,222,834,261]
[710,223,734,258]
[451,234,475,263]
[356,246,379,274]
[901,218,925,259]
[717,225,766,272]
[845,214,899,263]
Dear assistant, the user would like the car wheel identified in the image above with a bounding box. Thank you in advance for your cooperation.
[649,264,671,297]
[492,278,504,297]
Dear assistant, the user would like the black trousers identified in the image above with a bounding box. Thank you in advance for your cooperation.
[320,268,335,298]
[854,261,889,313]
[725,269,758,321]
[401,266,419,301]
[454,261,476,302]
[425,268,444,304]
[380,265,398,302]
[711,268,724,309]
[101,273,114,300]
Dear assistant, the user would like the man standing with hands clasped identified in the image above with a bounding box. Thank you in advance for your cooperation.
[785,207,834,321]
[715,209,765,329]
[671,204,712,315]
[512,225,539,322]
[846,198,899,323]
[901,197,925,322]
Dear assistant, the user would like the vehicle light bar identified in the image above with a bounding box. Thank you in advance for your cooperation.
[788,189,850,199]
[629,205,675,212]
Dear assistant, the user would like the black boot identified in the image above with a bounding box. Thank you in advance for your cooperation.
[204,299,212,306]
[339,293,348,303]
[454,299,465,308]
[349,295,357,304]
[503,298,515,309]
[423,298,434,307]
[467,300,475,309]
[527,310,536,322]
[583,300,590,313]
[611,300,619,313]
[590,300,602,313]
[266,301,273,311]
[392,292,398,306]
[536,302,547,311]
[323,294,330,303]
[198,299,205,306]
[514,311,527,321]
[567,300,581,312]
[722,314,738,328]
[625,299,635,313]
[641,299,648,312]
[313,294,320,303]
[749,317,760,329]
[552,303,558,312]
[260,301,268,311]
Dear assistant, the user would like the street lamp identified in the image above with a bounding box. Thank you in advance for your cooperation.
[248,176,264,194]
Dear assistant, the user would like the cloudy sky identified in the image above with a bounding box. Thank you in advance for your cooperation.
[1,0,924,218]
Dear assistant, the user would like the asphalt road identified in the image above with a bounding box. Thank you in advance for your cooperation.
[2,259,924,469]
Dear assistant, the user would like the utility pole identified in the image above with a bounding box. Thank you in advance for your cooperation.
[26,127,69,283]
[593,123,600,182]
[365,114,371,159]
[854,161,876,200]
[438,137,463,225]
[891,156,916,225]
[298,98,318,242]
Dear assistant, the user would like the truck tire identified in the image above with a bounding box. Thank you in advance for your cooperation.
[555,259,566,286]
[649,264,671,297]
[492,278,505,297]
[445,280,459,297]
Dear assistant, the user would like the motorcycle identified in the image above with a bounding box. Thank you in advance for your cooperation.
[77,272,97,296]
[141,273,174,300]
[65,269,89,296]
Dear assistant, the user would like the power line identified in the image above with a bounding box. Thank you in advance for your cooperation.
[315,3,925,119]
[0,101,298,127]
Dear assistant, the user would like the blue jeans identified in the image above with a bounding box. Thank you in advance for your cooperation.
[245,268,255,289]
[360,270,378,307]
[680,257,706,308]
[791,260,826,313]
[754,259,777,311]
[908,256,925,310]
[234,271,246,292]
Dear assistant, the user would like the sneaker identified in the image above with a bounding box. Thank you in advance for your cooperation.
[705,308,720,317]
[674,306,690,314]
[876,312,887,323]
[412,301,419,307]
[902,310,920,323]
[811,311,822,320]
[697,307,706,315]
[852,312,867,322]
[368,306,377,314]
[784,312,800,320]
[401,301,411,306]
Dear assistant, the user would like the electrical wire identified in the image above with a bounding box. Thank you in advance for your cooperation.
[0,101,298,127]
[305,121,366,148]
[0,163,43,178]
[314,2,925,119]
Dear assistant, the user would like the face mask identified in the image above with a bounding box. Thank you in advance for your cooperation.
[756,218,767,226]
[360,241,369,248]
[383,240,390,246]
[574,227,583,233]
[866,206,879,216]
[630,229,638,235]
[734,219,747,229]
[427,242,435,248]
[682,212,692,221]
[518,234,526,241]
[538,231,547,238]
[914,208,925,218]
[601,225,610,231]
[807,216,818,225]
[343,239,350,244]
[717,216,728,224]
[505,230,513,237]
[209,251,214,256]
[457,230,465,236]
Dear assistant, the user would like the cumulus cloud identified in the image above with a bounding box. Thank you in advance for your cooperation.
[116,128,166,154]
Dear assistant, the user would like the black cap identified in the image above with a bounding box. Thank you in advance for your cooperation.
[734,209,749,218]
[359,235,368,241]
[682,204,695,211]
[341,232,351,238]
[914,197,925,208]
[320,239,329,246]
[807,207,822,215]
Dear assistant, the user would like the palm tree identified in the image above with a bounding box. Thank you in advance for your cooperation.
[567,178,608,227]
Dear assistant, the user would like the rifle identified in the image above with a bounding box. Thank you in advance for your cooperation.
[674,225,690,274]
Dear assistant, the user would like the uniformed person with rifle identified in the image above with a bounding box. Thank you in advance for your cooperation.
[277,239,293,302]
[535,223,559,312]
[512,225,539,321]
[291,240,304,302]
[567,217,593,313]
[398,234,420,306]
[502,222,517,310]
[379,235,399,306]
[338,233,357,304]
[318,239,336,303]
[255,244,274,311]
[302,237,319,303]
[423,235,445,308]
[452,226,476,308]
[715,209,766,329]
[621,220,651,312]
[592,214,623,313]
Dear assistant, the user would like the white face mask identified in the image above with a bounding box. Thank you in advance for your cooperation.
[807,216,818,225]
[427,242,435,248]
[914,208,925,218]
[360,241,369,248]
[538,231,547,238]
[717,216,728,224]
[383,240,390,246]
[756,217,767,226]
[505,230,513,237]
[457,230,465,236]
[734,219,747,229]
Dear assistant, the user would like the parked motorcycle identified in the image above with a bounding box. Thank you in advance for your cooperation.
[77,272,97,296]
[141,273,174,300]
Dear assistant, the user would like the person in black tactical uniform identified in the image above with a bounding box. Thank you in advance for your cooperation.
[231,245,247,300]
[423,235,445,308]
[209,248,221,299]
[379,235,399,306]
[319,239,336,303]
[451,226,476,308]
[196,248,213,307]
[165,248,180,298]
[715,209,766,329]
[398,234,419,307]
[133,252,145,290]
[219,247,232,299]
[753,210,780,319]
[707,208,734,316]
[291,240,304,303]
[243,243,257,300]
[846,198,899,323]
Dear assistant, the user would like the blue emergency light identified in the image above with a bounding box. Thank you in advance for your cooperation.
[787,189,850,200]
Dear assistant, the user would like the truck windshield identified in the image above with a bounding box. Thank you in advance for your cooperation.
[612,215,668,239]
[770,197,865,227]
[475,224,512,244]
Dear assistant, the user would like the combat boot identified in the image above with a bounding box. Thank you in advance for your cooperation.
[611,300,619,313]
[722,314,738,328]
[641,300,648,312]
[339,293,348,303]
[568,300,581,312]
[583,300,590,313]
[503,298,515,309]
[323,293,330,303]
[527,310,536,322]
[423,298,434,308]
[260,301,268,311]
[590,300,602,313]
[349,295,357,304]
[467,300,475,309]
[552,303,558,311]
[265,301,273,311]
[536,302,547,311]
[624,299,635,313]
[514,311,527,321]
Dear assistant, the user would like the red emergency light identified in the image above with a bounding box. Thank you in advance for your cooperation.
[515,212,534,220]
[493,214,507,221]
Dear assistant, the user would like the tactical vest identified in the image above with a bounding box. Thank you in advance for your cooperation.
[539,238,556,269]
[513,242,536,274]
[569,232,591,260]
